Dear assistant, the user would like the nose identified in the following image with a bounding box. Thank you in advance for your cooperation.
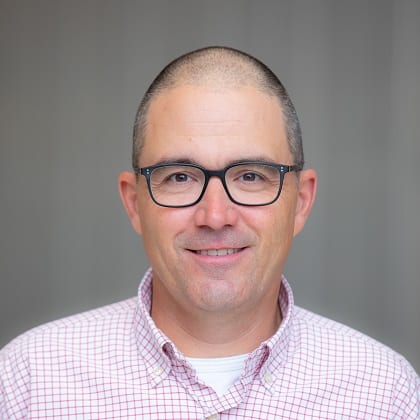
[193,177,239,230]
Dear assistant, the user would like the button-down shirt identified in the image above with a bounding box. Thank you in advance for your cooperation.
[1,269,419,419]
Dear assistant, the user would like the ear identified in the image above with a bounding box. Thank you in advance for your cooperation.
[118,171,143,235]
[293,169,317,237]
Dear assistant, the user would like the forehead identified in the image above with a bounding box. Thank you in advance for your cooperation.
[141,84,290,165]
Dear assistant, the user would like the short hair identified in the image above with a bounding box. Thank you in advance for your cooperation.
[132,46,304,170]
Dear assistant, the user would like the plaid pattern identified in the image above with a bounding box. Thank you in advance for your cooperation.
[1,268,419,419]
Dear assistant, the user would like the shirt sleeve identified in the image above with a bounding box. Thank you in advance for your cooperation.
[391,357,420,419]
[0,338,31,420]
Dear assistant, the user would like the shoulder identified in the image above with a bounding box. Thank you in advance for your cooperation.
[1,297,138,358]
[0,297,138,380]
[292,305,411,364]
[289,306,419,416]
[0,298,139,418]
[292,305,417,373]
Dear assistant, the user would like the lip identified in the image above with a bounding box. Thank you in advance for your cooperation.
[183,245,250,271]
[186,246,248,261]
[194,248,242,256]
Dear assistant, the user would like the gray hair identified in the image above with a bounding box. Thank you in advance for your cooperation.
[132,46,304,170]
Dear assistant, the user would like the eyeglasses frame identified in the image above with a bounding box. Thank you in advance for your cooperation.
[133,161,301,208]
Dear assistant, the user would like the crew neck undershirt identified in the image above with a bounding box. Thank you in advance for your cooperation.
[186,353,249,396]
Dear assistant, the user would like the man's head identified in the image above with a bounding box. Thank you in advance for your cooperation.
[132,46,304,171]
[119,47,316,352]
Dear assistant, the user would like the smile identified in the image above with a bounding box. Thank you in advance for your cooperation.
[194,248,241,256]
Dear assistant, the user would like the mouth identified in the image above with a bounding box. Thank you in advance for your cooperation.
[192,248,243,256]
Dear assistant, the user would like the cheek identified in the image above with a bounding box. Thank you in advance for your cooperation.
[138,203,191,249]
[263,201,296,249]
[139,214,177,280]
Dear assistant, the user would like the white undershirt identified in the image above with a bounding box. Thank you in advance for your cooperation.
[186,353,248,396]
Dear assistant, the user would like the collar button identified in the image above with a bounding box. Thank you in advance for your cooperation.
[264,373,273,384]
[152,367,163,376]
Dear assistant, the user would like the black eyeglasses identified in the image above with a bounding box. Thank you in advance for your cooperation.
[134,161,301,208]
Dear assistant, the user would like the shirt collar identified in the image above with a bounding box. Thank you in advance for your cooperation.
[253,274,295,391]
[133,268,295,388]
[133,268,173,385]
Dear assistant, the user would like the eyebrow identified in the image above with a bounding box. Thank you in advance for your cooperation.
[147,156,281,167]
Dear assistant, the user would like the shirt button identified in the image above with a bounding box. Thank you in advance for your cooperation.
[152,367,163,376]
[264,373,273,384]
[206,415,219,420]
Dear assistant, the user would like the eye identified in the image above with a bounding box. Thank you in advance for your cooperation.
[169,172,191,183]
[240,172,262,182]
[151,165,204,189]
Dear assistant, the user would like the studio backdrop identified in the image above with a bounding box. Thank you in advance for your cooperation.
[1,0,419,371]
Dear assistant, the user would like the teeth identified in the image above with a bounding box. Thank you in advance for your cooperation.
[196,248,240,256]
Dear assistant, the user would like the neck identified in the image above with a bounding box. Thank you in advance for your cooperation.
[151,287,281,357]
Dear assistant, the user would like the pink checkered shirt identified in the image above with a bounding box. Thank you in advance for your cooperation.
[1,268,419,419]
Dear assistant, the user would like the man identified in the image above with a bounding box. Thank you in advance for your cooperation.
[1,47,418,419]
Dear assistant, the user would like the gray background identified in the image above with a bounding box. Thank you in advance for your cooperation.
[1,0,419,371]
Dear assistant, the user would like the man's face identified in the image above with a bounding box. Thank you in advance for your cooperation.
[121,84,315,317]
